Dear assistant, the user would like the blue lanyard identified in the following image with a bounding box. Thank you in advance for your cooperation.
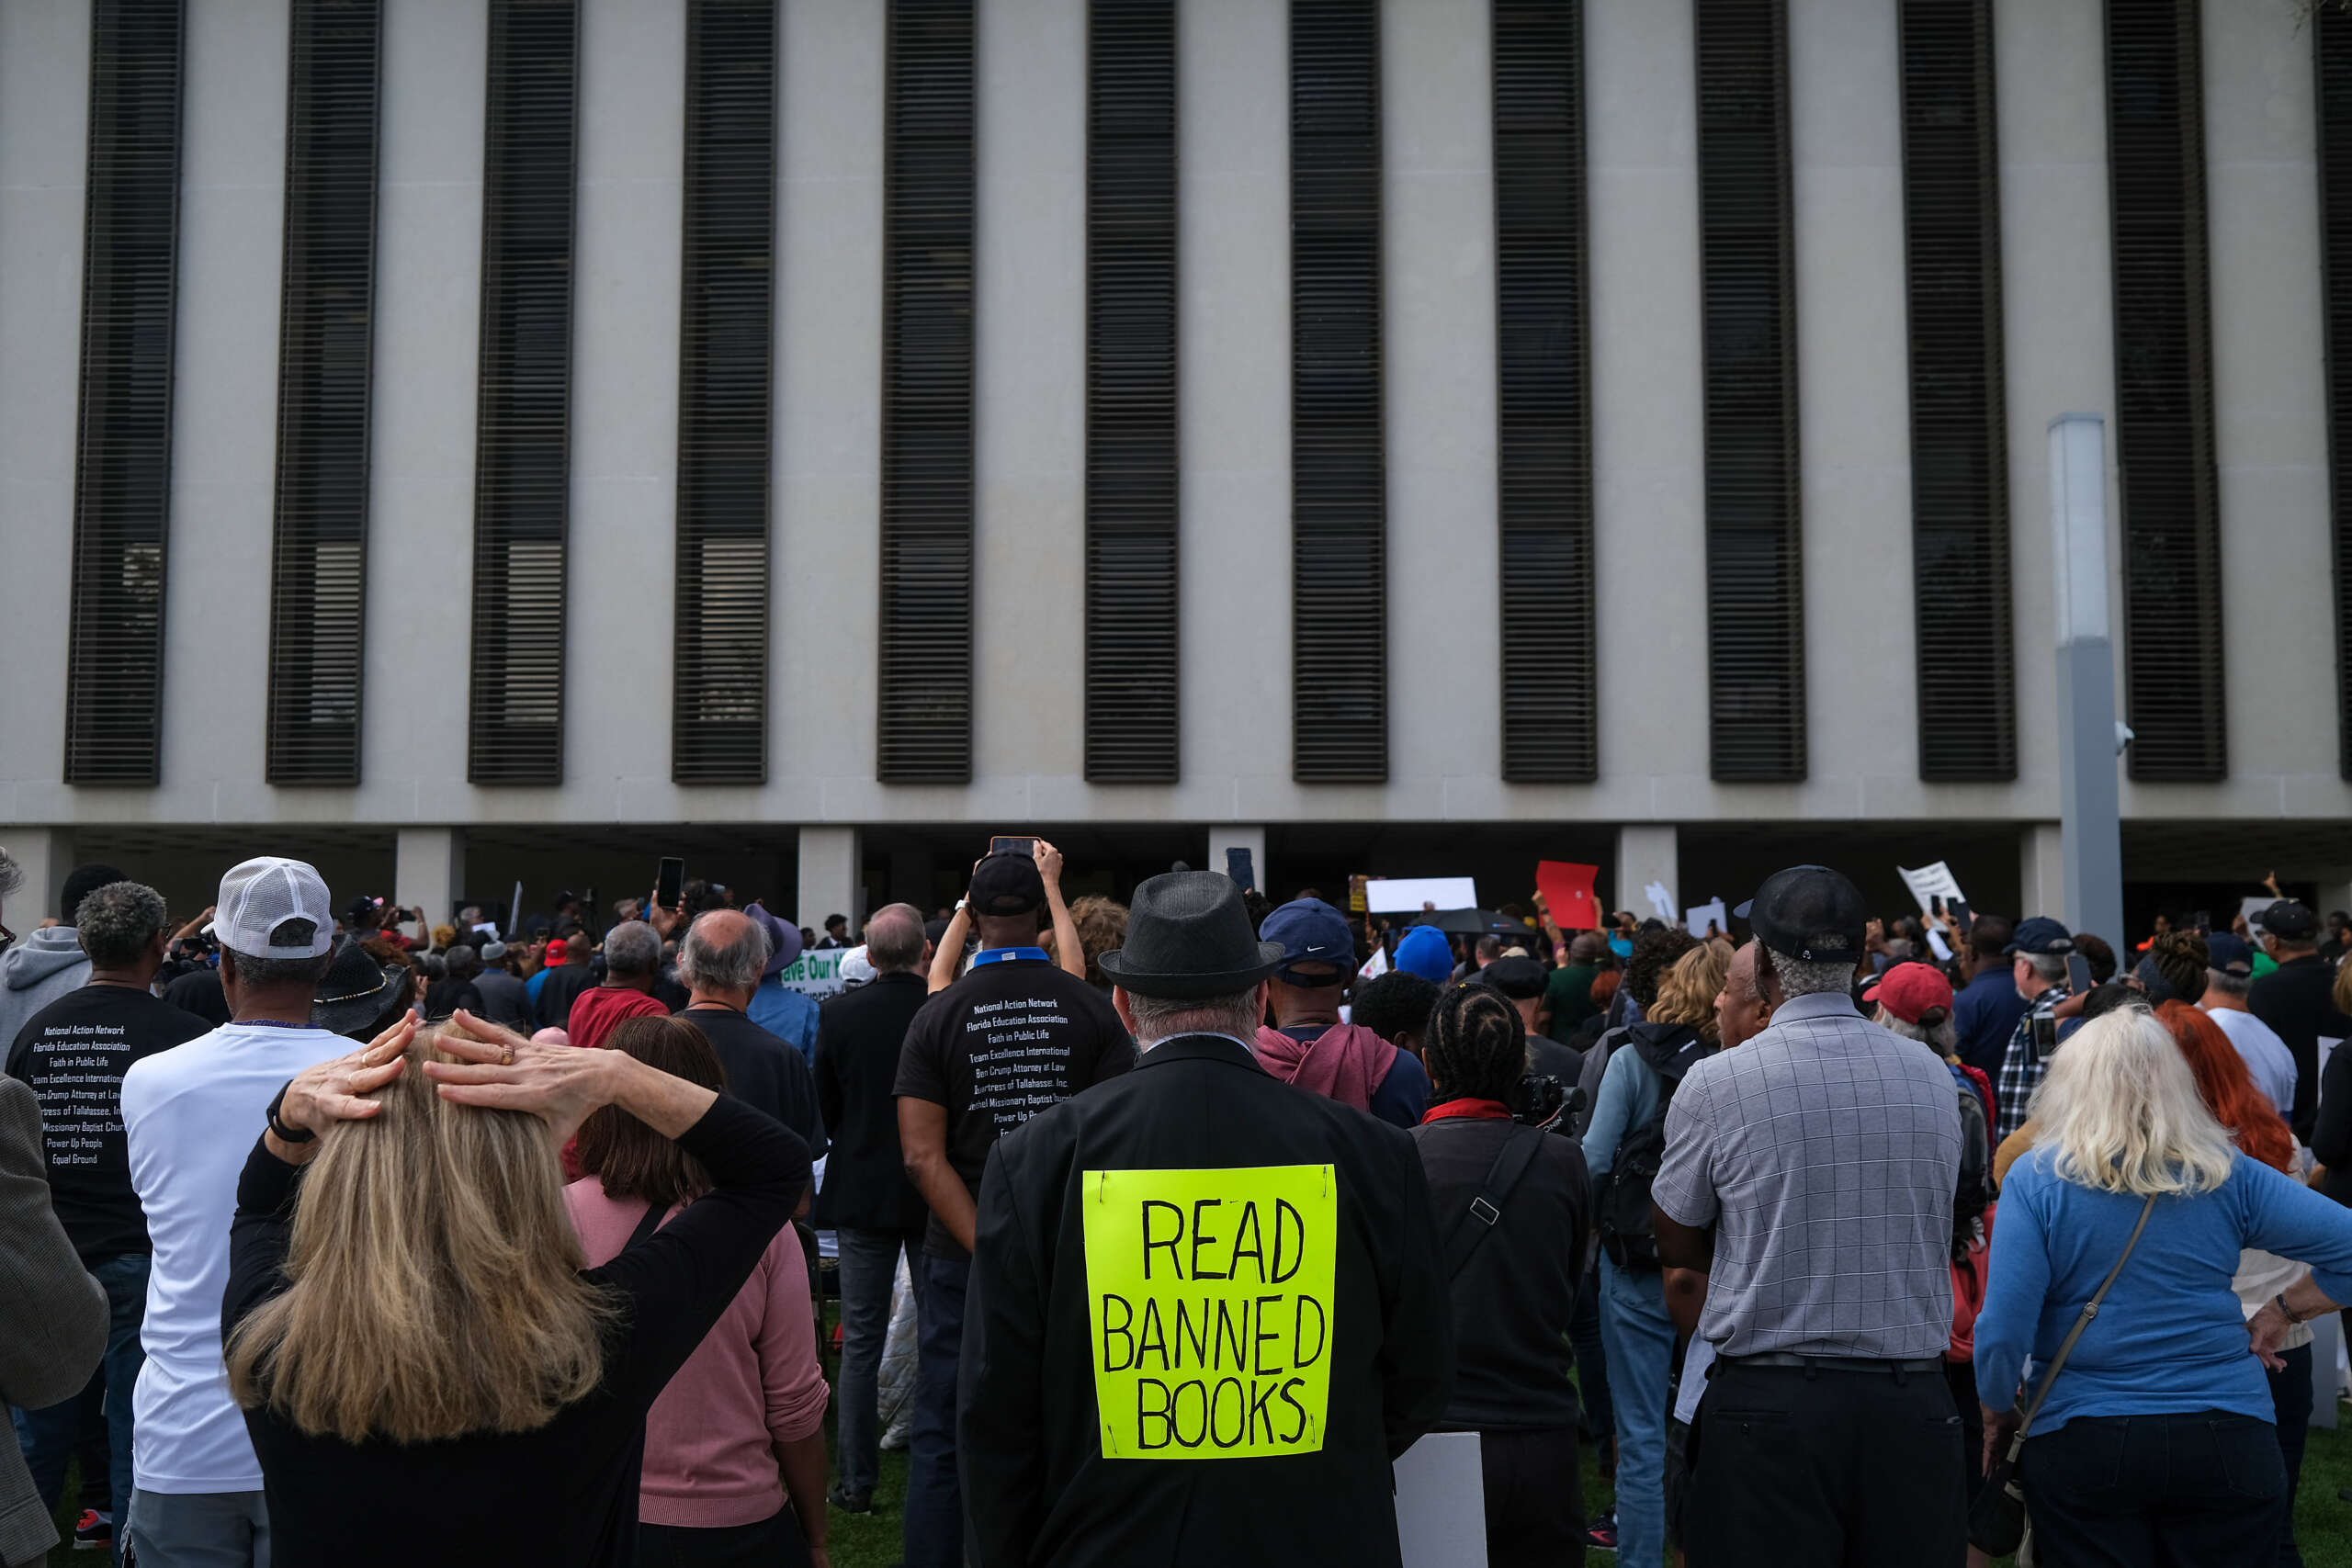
[971,946,1049,967]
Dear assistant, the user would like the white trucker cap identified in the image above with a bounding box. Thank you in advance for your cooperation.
[213,857,334,959]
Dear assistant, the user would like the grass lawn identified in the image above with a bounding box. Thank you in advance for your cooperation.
[49,1328,2352,1566]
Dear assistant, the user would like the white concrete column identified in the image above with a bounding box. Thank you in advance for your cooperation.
[1207,826,1267,895]
[3,828,74,931]
[798,827,862,936]
[1614,826,1678,921]
[396,828,467,928]
[2018,823,2065,922]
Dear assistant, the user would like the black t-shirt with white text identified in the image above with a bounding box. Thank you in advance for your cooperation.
[892,954,1135,1258]
[7,984,212,1261]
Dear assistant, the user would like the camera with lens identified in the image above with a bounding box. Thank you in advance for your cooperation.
[1511,1073,1581,1130]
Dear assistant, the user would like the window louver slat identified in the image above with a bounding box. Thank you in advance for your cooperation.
[266,0,380,786]
[2108,0,2223,782]
[1695,0,1804,783]
[877,0,975,784]
[1291,0,1385,784]
[1084,0,1180,784]
[1494,0,1592,784]
[673,0,777,784]
[2319,7,2352,779]
[1899,0,2013,782]
[466,0,577,785]
[64,0,185,785]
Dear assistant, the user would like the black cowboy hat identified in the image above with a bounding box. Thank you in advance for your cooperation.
[1097,871,1288,999]
[310,934,412,1040]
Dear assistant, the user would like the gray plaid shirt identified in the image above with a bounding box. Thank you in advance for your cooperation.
[1651,989,1962,1359]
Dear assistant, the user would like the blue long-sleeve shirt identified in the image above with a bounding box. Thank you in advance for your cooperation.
[1975,1148,2352,1435]
[1579,1044,1660,1183]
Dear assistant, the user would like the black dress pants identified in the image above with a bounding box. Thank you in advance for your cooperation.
[1683,1359,1965,1568]
[2021,1411,2287,1568]
[1476,1426,1586,1568]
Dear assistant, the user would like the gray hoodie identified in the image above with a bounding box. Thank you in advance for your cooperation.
[0,928,90,1057]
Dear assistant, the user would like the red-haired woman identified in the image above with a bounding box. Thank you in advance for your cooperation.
[2156,999,2309,1565]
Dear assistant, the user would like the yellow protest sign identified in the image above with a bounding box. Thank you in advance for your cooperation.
[1080,1164,1337,1461]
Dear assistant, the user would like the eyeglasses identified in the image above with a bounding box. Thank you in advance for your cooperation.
[0,922,15,953]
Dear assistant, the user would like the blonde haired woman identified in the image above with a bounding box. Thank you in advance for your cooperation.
[1973,1008,2352,1566]
[221,1010,807,1568]
[1577,940,1727,1568]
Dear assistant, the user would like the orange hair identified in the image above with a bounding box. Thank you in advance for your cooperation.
[2154,1000,2294,1174]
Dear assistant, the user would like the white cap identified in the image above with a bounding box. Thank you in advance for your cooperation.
[214,857,334,960]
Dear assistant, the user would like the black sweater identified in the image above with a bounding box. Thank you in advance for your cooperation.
[1408,1111,1590,1432]
[2250,954,2351,1142]
[224,1095,808,1568]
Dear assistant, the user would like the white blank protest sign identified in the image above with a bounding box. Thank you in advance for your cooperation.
[1366,877,1480,915]
[1393,1431,1487,1568]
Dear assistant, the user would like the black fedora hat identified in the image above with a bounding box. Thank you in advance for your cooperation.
[1098,872,1287,999]
[310,935,412,1040]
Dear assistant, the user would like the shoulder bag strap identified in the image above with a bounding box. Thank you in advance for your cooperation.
[623,1197,669,1254]
[1999,1193,2158,1464]
[1443,1124,1547,1281]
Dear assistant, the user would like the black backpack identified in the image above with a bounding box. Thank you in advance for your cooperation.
[1597,1024,1716,1270]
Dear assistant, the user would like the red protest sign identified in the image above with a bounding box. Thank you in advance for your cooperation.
[1535,862,1600,931]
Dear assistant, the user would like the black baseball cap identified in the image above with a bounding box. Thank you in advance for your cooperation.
[2003,917,2075,957]
[1481,955,1548,1000]
[969,853,1046,917]
[2260,900,2318,941]
[1733,865,1867,964]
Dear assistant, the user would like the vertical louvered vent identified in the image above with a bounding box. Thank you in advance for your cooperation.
[1084,0,1180,784]
[1291,0,1385,784]
[2320,6,2352,779]
[1899,0,2012,782]
[2107,0,2222,781]
[1493,0,1592,784]
[266,0,380,786]
[64,0,184,784]
[1695,0,1804,783]
[877,0,975,784]
[673,0,777,784]
[466,0,577,785]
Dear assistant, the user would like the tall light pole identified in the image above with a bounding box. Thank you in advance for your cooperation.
[2049,414,2124,947]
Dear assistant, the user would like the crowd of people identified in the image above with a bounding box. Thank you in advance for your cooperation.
[5,836,2352,1568]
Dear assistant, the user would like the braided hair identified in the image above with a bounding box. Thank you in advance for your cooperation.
[1423,983,1530,1104]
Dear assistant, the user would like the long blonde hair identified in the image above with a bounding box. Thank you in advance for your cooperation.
[2030,1007,2236,1197]
[226,1032,617,1442]
[1649,941,1732,1043]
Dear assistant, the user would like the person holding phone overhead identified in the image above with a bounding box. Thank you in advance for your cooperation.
[892,846,1135,1568]
[927,840,1088,994]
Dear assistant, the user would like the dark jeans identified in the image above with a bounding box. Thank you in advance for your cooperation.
[637,1506,808,1568]
[1478,1426,1585,1568]
[1685,1358,1965,1568]
[905,1249,969,1568]
[2267,1344,2313,1568]
[834,1224,928,1498]
[2022,1410,2287,1568]
[18,1254,149,1564]
[1569,1260,1612,1456]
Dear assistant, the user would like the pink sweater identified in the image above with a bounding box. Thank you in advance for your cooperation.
[566,1181,830,1529]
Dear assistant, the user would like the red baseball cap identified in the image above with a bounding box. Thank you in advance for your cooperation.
[1863,961,1953,1025]
[544,938,569,965]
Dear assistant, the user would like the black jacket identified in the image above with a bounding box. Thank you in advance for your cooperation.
[1409,1114,1589,1431]
[811,972,931,1230]
[2249,954,2349,1140]
[961,1034,1453,1568]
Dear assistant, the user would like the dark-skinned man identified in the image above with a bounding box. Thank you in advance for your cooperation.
[1251,897,1430,1128]
[1650,866,1964,1568]
[8,881,212,1554]
[893,851,1135,1568]
[960,871,1453,1568]
[120,858,356,1567]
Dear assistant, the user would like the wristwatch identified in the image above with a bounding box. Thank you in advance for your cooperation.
[265,1079,316,1145]
[2274,1292,2304,1325]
